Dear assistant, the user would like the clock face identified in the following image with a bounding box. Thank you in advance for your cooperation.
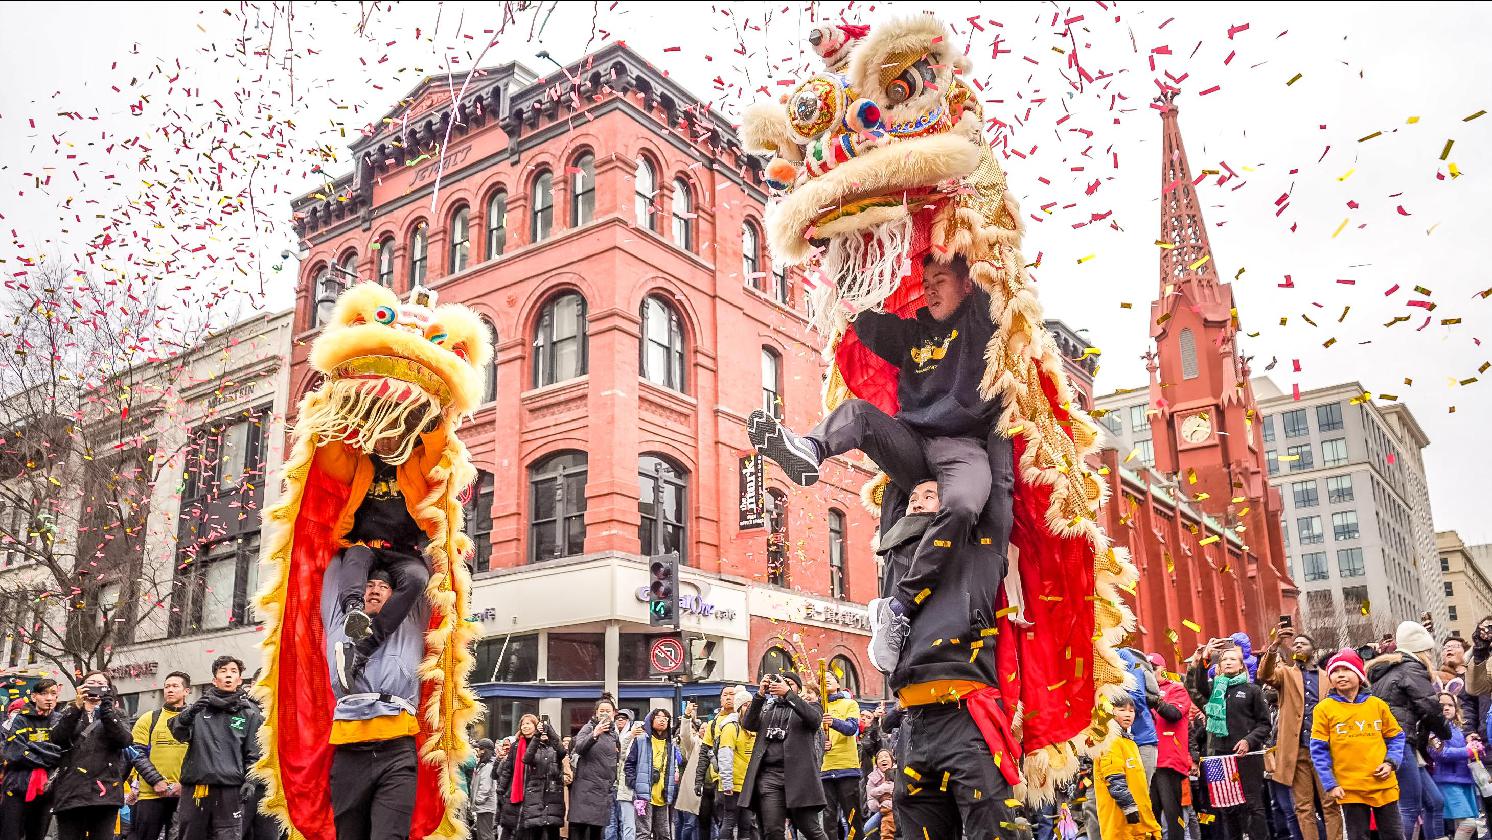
[1181,413,1213,443]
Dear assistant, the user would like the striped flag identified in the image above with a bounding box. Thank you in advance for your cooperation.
[1202,755,1246,808]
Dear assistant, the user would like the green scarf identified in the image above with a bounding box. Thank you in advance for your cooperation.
[1205,671,1247,738]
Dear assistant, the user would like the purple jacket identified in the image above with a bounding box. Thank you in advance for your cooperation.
[1430,721,1478,787]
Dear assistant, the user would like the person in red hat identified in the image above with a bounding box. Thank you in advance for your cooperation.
[1309,648,1407,840]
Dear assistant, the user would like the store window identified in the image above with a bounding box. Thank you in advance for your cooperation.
[618,634,653,682]
[482,697,540,742]
[470,633,539,684]
[548,633,605,681]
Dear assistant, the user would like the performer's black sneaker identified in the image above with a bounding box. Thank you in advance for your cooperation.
[333,641,369,692]
[746,410,821,486]
[343,609,373,643]
[867,597,910,674]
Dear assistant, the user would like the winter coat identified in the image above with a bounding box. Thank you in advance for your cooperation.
[168,688,262,786]
[493,727,566,831]
[0,701,63,796]
[1153,678,1194,776]
[1463,654,1492,733]
[1097,732,1161,840]
[625,719,682,805]
[857,716,887,778]
[471,757,498,815]
[1256,644,1329,774]
[675,719,704,815]
[1368,651,1453,759]
[568,717,622,826]
[50,702,134,812]
[1119,650,1159,747]
[1430,721,1478,786]
[1205,633,1261,681]
[739,689,826,810]
[865,765,894,818]
[1185,664,1271,755]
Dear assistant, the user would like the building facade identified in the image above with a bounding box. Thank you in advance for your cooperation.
[1437,531,1492,639]
[286,45,883,736]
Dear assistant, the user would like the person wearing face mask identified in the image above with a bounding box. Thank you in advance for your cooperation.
[0,678,65,840]
[50,671,135,840]
[169,656,263,840]
[127,671,192,840]
[1187,642,1271,840]
[1258,624,1340,840]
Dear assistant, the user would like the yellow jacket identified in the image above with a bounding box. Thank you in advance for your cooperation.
[131,707,187,800]
[821,695,861,775]
[1096,734,1161,840]
[729,720,756,791]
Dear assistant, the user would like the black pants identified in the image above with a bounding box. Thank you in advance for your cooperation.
[1342,803,1404,840]
[698,789,715,838]
[1154,767,1188,840]
[130,798,179,840]
[893,702,1015,840]
[809,401,1009,614]
[339,545,429,651]
[0,793,53,840]
[177,786,243,840]
[330,736,418,840]
[820,777,859,840]
[752,764,829,840]
[1218,799,1271,840]
[55,807,118,840]
[715,791,741,840]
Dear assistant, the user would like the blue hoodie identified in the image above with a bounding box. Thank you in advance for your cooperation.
[1432,720,1477,786]
[1119,649,1159,746]
[1207,633,1260,681]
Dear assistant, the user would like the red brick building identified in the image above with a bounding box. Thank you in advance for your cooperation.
[288,46,885,732]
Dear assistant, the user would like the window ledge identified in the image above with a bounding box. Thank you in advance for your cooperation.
[520,376,589,406]
[744,286,810,324]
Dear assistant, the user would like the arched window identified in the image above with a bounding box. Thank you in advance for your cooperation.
[671,178,693,251]
[761,347,782,419]
[531,172,554,243]
[828,655,860,697]
[640,295,685,392]
[480,318,498,404]
[449,206,470,274]
[464,469,495,573]
[311,265,336,327]
[337,251,358,284]
[529,451,588,563]
[634,157,657,231]
[533,292,588,387]
[771,263,790,306]
[1180,328,1199,380]
[767,488,789,587]
[638,455,687,562]
[742,223,762,289]
[571,153,596,227]
[829,508,848,600]
[376,237,396,287]
[487,191,508,259]
[757,645,794,680]
[409,224,428,285]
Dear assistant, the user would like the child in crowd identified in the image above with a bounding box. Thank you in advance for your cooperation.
[864,749,895,840]
[1096,696,1162,840]
[1430,690,1483,840]
[1310,649,1407,840]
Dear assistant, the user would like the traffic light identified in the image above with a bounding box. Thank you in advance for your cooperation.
[648,553,680,627]
[687,636,718,682]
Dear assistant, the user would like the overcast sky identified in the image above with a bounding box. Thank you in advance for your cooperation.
[3,2,1490,539]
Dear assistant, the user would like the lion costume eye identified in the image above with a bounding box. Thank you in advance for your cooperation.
[375,306,397,325]
[887,57,936,104]
[425,324,450,346]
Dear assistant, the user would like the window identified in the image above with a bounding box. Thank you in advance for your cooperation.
[471,633,539,684]
[1179,328,1199,380]
[479,319,498,404]
[531,172,554,242]
[1442,556,1451,573]
[1291,481,1319,508]
[1286,444,1313,472]
[829,509,848,600]
[1298,516,1324,545]
[1130,405,1147,432]
[409,224,428,285]
[1306,589,1335,615]
[828,655,859,696]
[168,534,260,636]
[570,154,595,227]
[758,645,794,679]
[532,292,588,387]
[1266,450,1279,476]
[376,237,396,287]
[311,265,337,328]
[767,489,788,587]
[1282,409,1310,438]
[1322,438,1349,468]
[548,633,605,682]
[1317,402,1345,432]
[1338,548,1365,578]
[486,191,508,258]
[1101,411,1122,436]
[337,251,358,285]
[1262,416,1275,443]
[1302,551,1329,582]
[1136,439,1155,468]
[182,414,265,500]
[742,224,761,289]
[528,452,588,562]
[1342,586,1369,615]
[634,157,657,230]
[1450,605,1460,622]
[1332,510,1359,541]
[770,263,791,306]
[761,348,783,420]
[638,455,687,562]
[640,295,685,392]
[464,469,494,573]
[1326,474,1355,504]
[448,207,470,273]
[671,178,693,251]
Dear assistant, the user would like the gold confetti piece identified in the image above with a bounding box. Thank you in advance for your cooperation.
[1005,799,1023,808]
[1380,393,1399,401]
[1450,163,1462,178]
[1200,535,1220,546]
[1323,338,1337,349]
[1077,254,1096,264]
[1465,110,1487,122]
[1359,131,1382,142]
[1441,139,1455,161]
[1338,168,1355,182]
[1286,73,1303,86]
[1331,218,1350,238]
[1120,301,1133,309]
[1155,240,1175,249]
[1188,255,1211,271]
[1182,619,1202,633]
[1407,115,1421,124]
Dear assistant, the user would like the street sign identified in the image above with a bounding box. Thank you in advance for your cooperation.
[649,635,686,677]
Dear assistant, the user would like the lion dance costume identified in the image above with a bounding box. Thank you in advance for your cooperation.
[740,17,1138,805]
[251,282,492,840]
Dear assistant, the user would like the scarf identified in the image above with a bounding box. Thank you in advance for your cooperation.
[1205,672,1247,738]
[509,735,528,804]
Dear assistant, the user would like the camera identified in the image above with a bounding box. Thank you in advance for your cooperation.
[764,726,788,741]
[83,686,115,705]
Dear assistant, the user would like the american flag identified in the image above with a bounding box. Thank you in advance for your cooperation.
[1202,755,1246,808]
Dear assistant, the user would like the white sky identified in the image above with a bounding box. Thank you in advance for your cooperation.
[3,2,1491,539]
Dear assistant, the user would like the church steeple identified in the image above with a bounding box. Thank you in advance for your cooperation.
[1152,91,1233,342]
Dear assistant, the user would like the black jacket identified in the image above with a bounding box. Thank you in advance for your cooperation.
[739,690,826,810]
[1368,652,1452,757]
[568,718,622,827]
[0,701,64,795]
[168,688,262,786]
[50,702,134,812]
[1186,665,1271,755]
[493,727,566,831]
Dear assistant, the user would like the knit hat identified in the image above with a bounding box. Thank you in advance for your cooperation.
[732,685,752,711]
[1326,648,1369,685]
[1395,620,1435,654]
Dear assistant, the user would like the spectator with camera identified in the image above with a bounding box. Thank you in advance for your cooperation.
[169,655,263,840]
[0,678,64,840]
[126,671,191,840]
[739,672,830,840]
[50,670,134,840]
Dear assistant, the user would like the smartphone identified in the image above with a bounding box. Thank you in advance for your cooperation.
[540,714,550,724]
[1279,615,1292,628]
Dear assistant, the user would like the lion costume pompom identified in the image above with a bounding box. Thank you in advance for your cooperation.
[742,16,1137,799]
[252,283,492,840]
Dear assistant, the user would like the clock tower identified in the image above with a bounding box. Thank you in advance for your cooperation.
[1145,90,1293,633]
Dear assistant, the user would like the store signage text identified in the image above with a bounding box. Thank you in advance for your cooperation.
[633,588,737,622]
[107,661,159,682]
[800,601,870,631]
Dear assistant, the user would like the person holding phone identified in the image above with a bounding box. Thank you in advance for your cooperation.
[624,709,682,840]
[1258,621,1340,840]
[50,671,135,840]
[739,673,830,840]
[570,696,623,840]
[1187,644,1271,840]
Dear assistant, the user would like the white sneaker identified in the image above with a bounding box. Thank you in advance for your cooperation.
[867,598,910,673]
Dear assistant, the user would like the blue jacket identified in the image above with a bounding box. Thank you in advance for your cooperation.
[1432,721,1478,786]
[625,729,682,804]
[1120,649,1159,746]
